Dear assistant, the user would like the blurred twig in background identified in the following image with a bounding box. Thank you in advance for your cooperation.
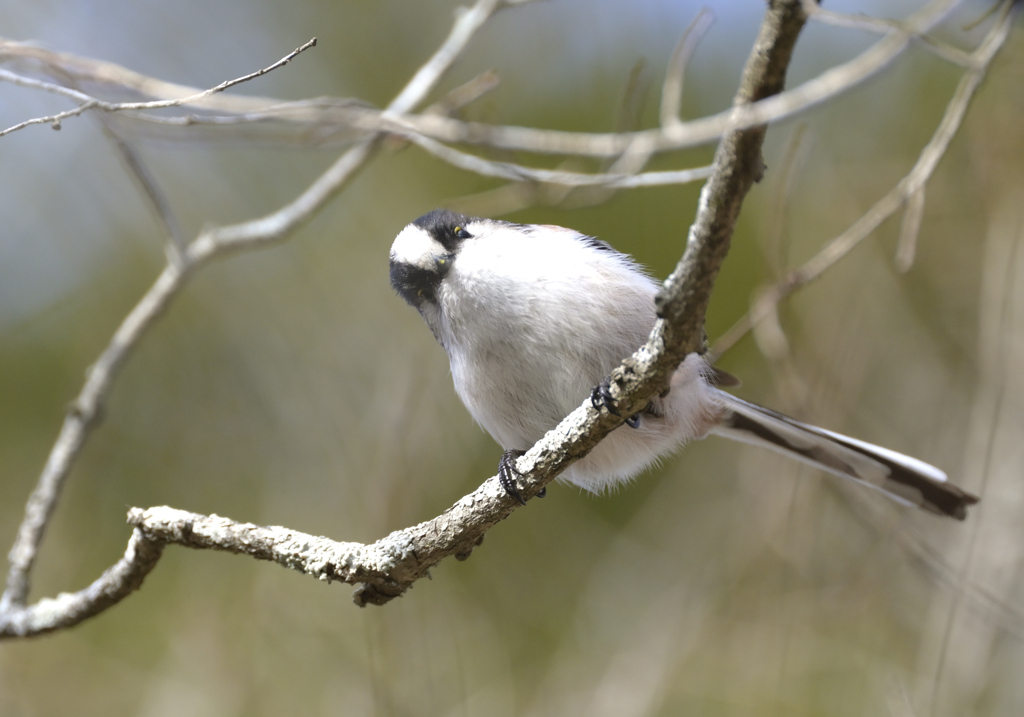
[710,0,1016,363]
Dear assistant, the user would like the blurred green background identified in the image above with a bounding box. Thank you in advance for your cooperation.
[2,1,1023,715]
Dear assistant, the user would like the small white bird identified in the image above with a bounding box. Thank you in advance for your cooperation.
[389,209,979,520]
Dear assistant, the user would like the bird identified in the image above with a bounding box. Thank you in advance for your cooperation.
[389,208,979,520]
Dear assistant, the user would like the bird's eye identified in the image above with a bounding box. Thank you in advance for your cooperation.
[453,226,471,239]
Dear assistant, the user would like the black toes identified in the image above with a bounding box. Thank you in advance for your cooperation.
[591,378,623,417]
[593,377,638,426]
[498,449,527,505]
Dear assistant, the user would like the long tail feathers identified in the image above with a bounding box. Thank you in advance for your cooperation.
[709,391,979,520]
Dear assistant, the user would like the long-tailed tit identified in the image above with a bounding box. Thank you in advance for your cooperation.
[389,209,979,520]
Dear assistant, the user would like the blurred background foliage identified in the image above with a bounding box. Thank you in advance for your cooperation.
[1,0,1023,715]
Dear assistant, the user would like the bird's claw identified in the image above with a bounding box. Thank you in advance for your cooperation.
[591,378,622,416]
[591,378,641,429]
[498,449,544,504]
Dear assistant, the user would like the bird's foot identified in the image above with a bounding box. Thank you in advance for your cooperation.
[591,378,641,429]
[498,449,545,505]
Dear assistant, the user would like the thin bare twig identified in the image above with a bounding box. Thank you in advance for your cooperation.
[406,131,714,188]
[200,37,318,95]
[801,0,920,36]
[0,39,318,138]
[0,83,96,136]
[660,7,715,129]
[98,119,187,262]
[0,38,296,113]
[896,185,927,273]
[422,70,501,117]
